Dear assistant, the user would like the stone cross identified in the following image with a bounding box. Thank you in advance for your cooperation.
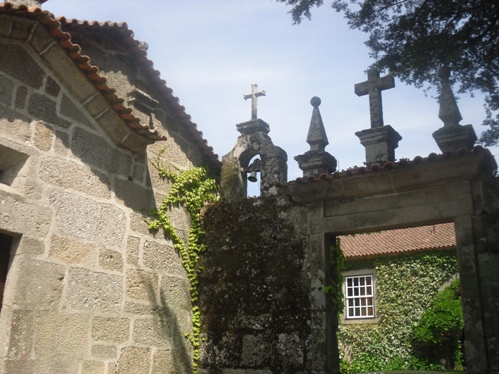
[244,84,266,120]
[355,69,395,128]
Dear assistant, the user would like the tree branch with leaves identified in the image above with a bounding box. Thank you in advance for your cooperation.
[279,0,499,145]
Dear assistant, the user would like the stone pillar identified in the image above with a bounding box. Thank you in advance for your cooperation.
[454,175,499,374]
[295,97,337,177]
[355,125,402,166]
[433,67,477,153]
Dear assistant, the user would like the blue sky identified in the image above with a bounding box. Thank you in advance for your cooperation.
[47,0,497,181]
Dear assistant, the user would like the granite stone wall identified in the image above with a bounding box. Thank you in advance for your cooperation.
[0,17,206,374]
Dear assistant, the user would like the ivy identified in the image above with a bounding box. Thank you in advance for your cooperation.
[147,149,219,373]
[325,237,345,374]
[325,237,345,318]
[413,278,464,369]
[339,250,461,372]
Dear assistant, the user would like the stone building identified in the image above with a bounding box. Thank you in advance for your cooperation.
[1,1,498,374]
[0,1,219,373]
[339,223,460,368]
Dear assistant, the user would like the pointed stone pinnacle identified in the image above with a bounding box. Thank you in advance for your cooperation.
[438,66,463,127]
[307,97,328,152]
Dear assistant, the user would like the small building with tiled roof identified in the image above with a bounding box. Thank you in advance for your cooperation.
[340,222,456,260]
[338,223,460,369]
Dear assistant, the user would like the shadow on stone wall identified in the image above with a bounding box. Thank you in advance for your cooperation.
[122,268,192,374]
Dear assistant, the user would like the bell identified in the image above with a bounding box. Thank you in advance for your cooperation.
[247,171,258,182]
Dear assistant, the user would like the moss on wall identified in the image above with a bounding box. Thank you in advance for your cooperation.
[199,197,310,372]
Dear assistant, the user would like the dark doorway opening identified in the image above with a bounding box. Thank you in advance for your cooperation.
[0,233,13,312]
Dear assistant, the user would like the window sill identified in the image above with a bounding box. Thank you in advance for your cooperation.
[341,316,381,325]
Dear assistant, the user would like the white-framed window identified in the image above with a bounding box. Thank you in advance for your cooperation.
[345,274,375,319]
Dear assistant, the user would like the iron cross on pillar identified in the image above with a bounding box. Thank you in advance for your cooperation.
[354,69,395,128]
[244,84,266,120]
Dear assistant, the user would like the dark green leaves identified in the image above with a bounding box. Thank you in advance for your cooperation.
[278,0,499,145]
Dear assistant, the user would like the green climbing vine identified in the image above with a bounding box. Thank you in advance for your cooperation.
[325,237,345,319]
[339,250,461,373]
[147,149,219,373]
[325,237,346,374]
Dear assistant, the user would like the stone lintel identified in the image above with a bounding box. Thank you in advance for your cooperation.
[432,124,477,153]
[236,119,270,136]
[355,125,402,165]
[295,151,337,178]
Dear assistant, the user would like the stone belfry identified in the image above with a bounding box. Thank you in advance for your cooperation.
[221,84,287,200]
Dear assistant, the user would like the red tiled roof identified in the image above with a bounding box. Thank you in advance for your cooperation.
[0,2,220,168]
[340,223,456,260]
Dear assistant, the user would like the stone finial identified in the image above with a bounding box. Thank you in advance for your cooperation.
[295,97,337,177]
[355,69,395,128]
[432,66,477,153]
[307,97,329,152]
[438,66,462,127]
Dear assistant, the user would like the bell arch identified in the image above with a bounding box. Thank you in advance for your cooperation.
[221,119,287,200]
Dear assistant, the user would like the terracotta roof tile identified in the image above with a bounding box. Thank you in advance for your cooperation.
[288,146,491,186]
[56,17,221,168]
[0,3,220,168]
[340,223,456,260]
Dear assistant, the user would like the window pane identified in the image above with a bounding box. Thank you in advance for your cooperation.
[345,274,375,319]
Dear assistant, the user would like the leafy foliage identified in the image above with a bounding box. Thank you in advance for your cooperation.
[278,0,499,145]
[348,351,385,373]
[148,150,219,373]
[413,278,464,369]
[339,250,461,371]
[326,237,345,318]
[326,238,345,374]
